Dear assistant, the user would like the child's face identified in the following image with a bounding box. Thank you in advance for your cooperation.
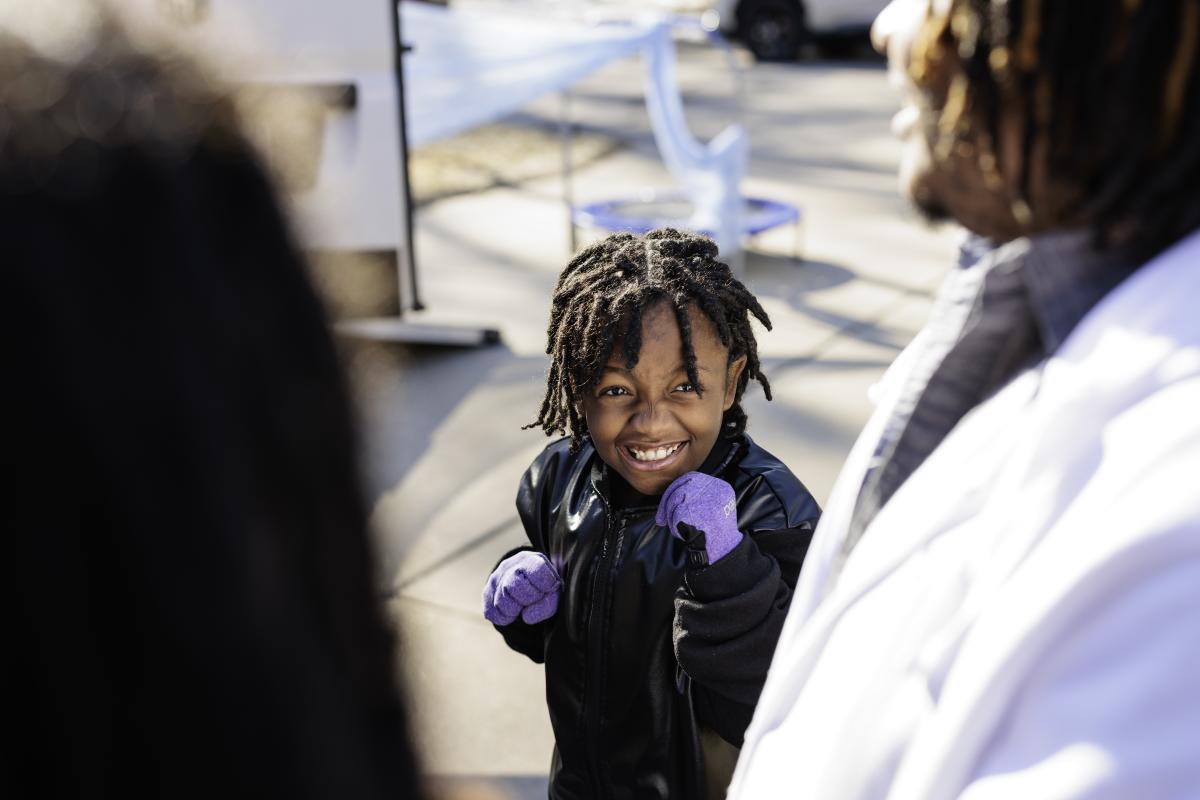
[582,299,746,497]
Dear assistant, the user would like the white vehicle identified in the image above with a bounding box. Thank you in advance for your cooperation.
[713,0,888,61]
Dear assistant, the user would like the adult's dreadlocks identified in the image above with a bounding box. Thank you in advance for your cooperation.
[527,228,772,451]
[912,0,1200,257]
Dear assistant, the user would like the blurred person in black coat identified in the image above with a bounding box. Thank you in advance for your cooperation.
[0,3,423,797]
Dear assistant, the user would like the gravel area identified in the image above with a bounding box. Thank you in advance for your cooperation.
[410,119,621,204]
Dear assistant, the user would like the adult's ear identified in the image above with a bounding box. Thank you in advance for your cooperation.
[723,355,748,410]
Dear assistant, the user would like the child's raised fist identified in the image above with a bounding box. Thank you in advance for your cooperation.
[482,551,562,626]
[655,472,743,566]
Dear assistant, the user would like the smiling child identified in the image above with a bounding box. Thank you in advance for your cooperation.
[483,228,820,799]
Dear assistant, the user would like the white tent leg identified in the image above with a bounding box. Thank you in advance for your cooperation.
[371,0,499,347]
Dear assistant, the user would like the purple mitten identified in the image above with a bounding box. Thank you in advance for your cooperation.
[655,471,742,566]
[482,550,562,626]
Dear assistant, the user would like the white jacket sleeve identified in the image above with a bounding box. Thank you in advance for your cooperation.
[959,552,1200,800]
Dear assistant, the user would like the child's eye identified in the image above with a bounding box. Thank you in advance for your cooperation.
[599,386,630,397]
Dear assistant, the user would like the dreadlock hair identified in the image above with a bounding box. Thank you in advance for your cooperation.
[526,227,772,452]
[911,0,1200,258]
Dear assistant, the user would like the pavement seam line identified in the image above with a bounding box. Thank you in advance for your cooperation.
[389,514,524,596]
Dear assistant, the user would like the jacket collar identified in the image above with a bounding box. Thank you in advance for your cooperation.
[958,230,1138,356]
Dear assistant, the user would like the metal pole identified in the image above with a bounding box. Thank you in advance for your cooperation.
[560,91,577,254]
[390,0,424,311]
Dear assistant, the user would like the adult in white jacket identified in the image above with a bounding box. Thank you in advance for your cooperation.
[730,1,1200,798]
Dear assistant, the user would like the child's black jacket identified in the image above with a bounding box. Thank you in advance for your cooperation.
[496,433,820,800]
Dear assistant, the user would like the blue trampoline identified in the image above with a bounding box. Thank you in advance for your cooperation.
[572,192,803,258]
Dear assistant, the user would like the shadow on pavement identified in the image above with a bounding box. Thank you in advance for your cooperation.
[746,251,855,294]
[342,339,528,499]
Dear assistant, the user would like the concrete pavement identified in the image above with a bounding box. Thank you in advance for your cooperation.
[346,41,959,797]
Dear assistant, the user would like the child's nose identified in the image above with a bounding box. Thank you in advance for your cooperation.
[628,400,673,436]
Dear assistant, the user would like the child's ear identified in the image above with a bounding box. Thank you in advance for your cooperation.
[723,356,748,410]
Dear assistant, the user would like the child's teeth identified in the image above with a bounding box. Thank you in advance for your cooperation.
[633,443,679,461]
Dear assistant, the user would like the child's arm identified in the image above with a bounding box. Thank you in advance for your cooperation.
[482,448,566,663]
[658,472,818,746]
[674,527,813,744]
[484,546,558,663]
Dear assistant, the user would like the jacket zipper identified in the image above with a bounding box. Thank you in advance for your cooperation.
[584,506,628,796]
